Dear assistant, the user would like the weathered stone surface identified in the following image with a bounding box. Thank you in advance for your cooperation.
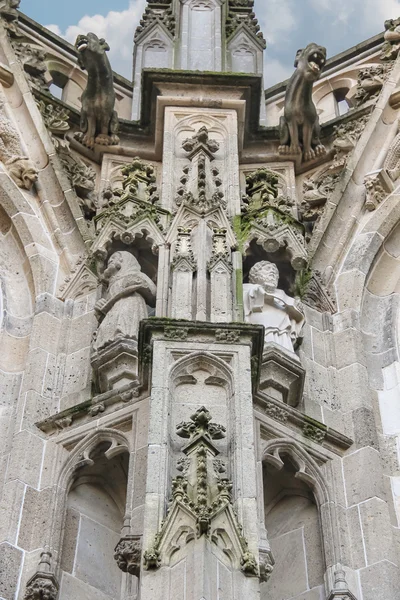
[343,448,385,505]
[0,543,22,600]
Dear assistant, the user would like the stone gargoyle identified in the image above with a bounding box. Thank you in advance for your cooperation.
[279,43,327,163]
[74,33,119,149]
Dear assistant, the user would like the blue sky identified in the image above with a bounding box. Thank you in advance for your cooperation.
[21,0,400,87]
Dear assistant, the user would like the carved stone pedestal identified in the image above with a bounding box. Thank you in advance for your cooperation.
[92,339,139,393]
[24,550,59,600]
[259,344,305,407]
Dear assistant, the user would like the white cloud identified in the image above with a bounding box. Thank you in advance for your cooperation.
[45,0,147,79]
[264,57,293,88]
[255,0,296,46]
[308,0,400,30]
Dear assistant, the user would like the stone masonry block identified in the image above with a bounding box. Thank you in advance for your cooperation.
[336,269,365,312]
[0,542,22,600]
[360,559,400,600]
[0,480,25,544]
[29,311,61,354]
[333,328,366,370]
[337,363,371,412]
[7,430,44,488]
[352,407,379,449]
[343,447,385,506]
[360,498,397,565]
[17,486,52,551]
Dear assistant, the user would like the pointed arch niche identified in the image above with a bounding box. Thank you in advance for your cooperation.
[179,0,223,71]
[57,431,131,600]
[261,440,340,600]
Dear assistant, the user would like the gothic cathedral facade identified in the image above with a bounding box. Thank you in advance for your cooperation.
[0,1,399,599]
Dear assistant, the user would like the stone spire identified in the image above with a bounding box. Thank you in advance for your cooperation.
[131,0,266,119]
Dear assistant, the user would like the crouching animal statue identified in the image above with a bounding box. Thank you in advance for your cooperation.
[75,32,119,149]
[279,43,327,163]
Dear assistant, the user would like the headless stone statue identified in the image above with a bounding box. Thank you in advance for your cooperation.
[243,261,304,353]
[93,251,156,352]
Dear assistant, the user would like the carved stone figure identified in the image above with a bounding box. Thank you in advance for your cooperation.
[0,95,38,190]
[381,17,400,61]
[0,0,20,20]
[74,33,119,149]
[243,261,304,352]
[279,44,327,162]
[384,119,400,181]
[93,251,156,352]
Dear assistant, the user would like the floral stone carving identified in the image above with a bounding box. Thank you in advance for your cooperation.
[243,261,305,353]
[143,407,259,577]
[354,64,390,107]
[58,149,97,218]
[114,535,142,577]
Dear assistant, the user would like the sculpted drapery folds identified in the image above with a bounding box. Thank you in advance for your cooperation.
[93,251,156,352]
[243,261,304,353]
[279,44,327,163]
[74,32,119,149]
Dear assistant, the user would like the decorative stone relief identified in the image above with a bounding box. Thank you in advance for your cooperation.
[0,0,20,22]
[381,17,400,61]
[208,227,231,271]
[301,269,336,313]
[364,170,393,211]
[332,113,371,169]
[143,407,259,576]
[303,423,327,444]
[354,64,390,107]
[74,33,119,148]
[243,261,305,353]
[259,547,275,583]
[175,126,226,213]
[12,41,49,93]
[95,158,166,238]
[243,168,294,217]
[172,226,196,272]
[301,170,341,238]
[240,168,307,271]
[383,120,400,181]
[226,5,266,48]
[135,4,175,41]
[36,99,70,141]
[114,535,142,577]
[0,93,38,190]
[279,44,327,162]
[24,549,59,600]
[58,149,97,218]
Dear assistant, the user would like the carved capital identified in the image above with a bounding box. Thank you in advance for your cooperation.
[24,550,59,600]
[364,169,393,212]
[259,548,275,583]
[114,535,142,577]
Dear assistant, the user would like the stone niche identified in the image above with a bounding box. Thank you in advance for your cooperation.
[59,441,129,600]
[262,454,325,600]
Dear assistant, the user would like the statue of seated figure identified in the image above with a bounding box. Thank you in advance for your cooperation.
[243,261,304,353]
[93,251,156,352]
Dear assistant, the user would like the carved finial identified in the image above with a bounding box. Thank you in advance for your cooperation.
[176,406,226,441]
